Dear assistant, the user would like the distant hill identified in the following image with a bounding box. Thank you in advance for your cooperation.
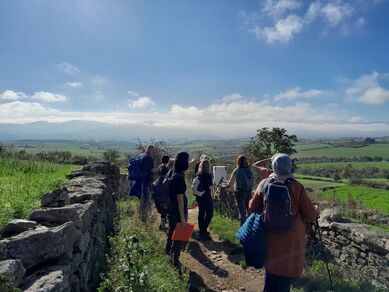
[0,121,221,141]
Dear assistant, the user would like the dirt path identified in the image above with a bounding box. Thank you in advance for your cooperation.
[181,209,264,292]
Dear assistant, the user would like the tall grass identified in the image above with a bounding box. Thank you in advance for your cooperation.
[98,199,188,292]
[0,158,77,228]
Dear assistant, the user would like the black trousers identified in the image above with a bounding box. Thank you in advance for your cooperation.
[196,193,214,234]
[165,213,184,267]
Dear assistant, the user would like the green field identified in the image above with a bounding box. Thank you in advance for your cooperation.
[0,158,78,228]
[294,143,389,159]
[322,185,389,215]
[294,174,345,188]
[297,161,389,170]
[10,144,131,158]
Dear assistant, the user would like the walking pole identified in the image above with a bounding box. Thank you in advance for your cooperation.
[315,219,334,291]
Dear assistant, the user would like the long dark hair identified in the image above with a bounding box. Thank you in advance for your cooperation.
[236,155,249,168]
[174,152,189,172]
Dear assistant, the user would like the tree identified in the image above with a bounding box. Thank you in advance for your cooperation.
[103,149,121,164]
[135,138,169,165]
[342,163,353,179]
[384,170,389,182]
[333,171,341,182]
[242,127,298,160]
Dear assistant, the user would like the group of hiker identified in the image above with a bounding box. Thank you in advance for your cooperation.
[128,145,319,292]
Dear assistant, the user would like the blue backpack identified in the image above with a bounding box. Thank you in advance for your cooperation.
[236,168,254,192]
[262,178,295,233]
[127,155,145,182]
[127,156,145,197]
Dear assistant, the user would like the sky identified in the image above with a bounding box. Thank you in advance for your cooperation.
[0,0,389,138]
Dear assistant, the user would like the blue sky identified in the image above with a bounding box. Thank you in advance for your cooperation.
[0,0,389,138]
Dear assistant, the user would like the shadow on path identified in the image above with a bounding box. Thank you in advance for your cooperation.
[188,270,217,292]
[187,240,229,278]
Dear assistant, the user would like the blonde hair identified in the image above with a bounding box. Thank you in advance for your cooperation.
[198,159,211,175]
[200,154,211,161]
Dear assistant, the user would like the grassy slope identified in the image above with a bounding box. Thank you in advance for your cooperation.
[294,143,389,159]
[0,158,78,228]
[99,199,188,292]
[322,185,389,214]
[298,161,389,170]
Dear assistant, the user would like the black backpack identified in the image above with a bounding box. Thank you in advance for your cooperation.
[152,170,182,215]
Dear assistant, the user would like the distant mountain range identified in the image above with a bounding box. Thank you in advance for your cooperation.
[0,121,222,141]
[0,121,388,142]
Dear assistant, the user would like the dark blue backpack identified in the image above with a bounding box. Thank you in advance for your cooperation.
[127,156,145,182]
[127,156,145,197]
[262,178,295,233]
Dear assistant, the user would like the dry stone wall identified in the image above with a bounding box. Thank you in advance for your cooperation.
[309,208,389,288]
[0,162,120,291]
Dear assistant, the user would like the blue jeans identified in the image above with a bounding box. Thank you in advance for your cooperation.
[263,272,292,292]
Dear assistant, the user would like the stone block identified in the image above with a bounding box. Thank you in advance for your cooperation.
[0,222,80,269]
[29,205,83,230]
[0,259,25,286]
[20,265,70,292]
[41,187,69,207]
[1,219,37,237]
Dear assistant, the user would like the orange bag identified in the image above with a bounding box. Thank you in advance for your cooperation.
[172,223,195,241]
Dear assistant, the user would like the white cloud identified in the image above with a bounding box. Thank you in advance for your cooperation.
[263,0,301,18]
[56,62,81,75]
[128,90,139,97]
[31,91,67,103]
[128,96,156,109]
[346,72,389,105]
[222,93,244,102]
[254,14,303,43]
[66,82,83,88]
[169,105,204,118]
[0,90,28,100]
[0,94,387,137]
[0,101,60,119]
[349,116,364,123]
[321,2,353,26]
[242,0,379,44]
[274,87,326,101]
